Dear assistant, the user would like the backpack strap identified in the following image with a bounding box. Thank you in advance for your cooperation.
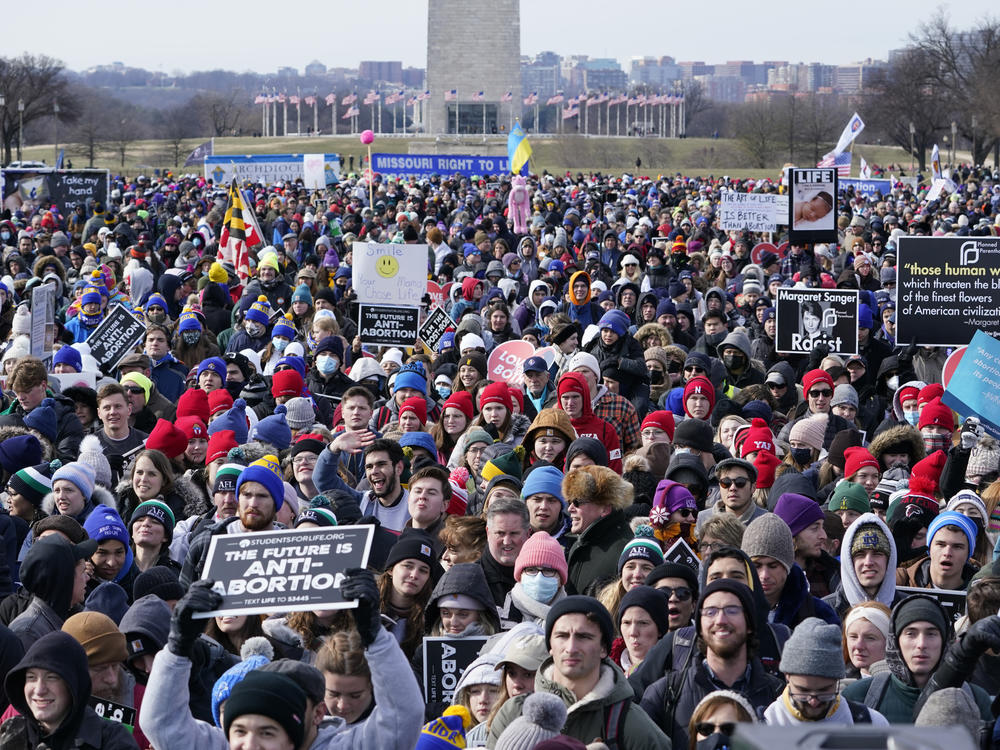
[863,672,892,710]
[846,700,872,724]
[660,670,685,742]
[603,698,631,750]
[670,627,695,673]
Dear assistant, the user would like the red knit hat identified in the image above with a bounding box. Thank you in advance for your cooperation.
[739,418,774,458]
[909,449,948,498]
[514,530,568,585]
[844,446,879,478]
[898,385,920,405]
[479,381,513,412]
[918,398,955,432]
[802,369,834,395]
[207,388,234,418]
[641,411,676,441]
[508,387,524,414]
[398,396,427,424]
[206,430,238,464]
[754,450,781,489]
[682,376,715,417]
[145,418,188,459]
[175,416,207,442]
[271,369,305,399]
[556,372,589,403]
[176,388,209,423]
[442,391,474,422]
[918,383,945,407]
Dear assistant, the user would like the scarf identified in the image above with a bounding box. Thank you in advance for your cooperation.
[780,685,841,722]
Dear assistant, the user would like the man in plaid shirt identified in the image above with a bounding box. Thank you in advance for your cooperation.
[567,353,641,453]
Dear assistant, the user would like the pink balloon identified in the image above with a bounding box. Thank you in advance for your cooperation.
[360,130,375,145]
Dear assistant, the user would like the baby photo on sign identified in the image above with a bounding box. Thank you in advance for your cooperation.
[788,168,838,244]
[775,288,859,356]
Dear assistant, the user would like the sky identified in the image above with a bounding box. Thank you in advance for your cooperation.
[5,0,997,75]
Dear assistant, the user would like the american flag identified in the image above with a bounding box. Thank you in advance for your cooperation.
[524,92,538,105]
[586,95,600,107]
[364,91,379,105]
[254,94,266,104]
[304,96,316,106]
[444,89,457,101]
[342,106,360,119]
[341,93,357,106]
[547,94,564,105]
[562,105,579,120]
[817,151,852,177]
[418,90,431,101]
[289,95,300,105]
[277,93,287,103]
[325,93,336,106]
[472,91,484,101]
[501,91,513,102]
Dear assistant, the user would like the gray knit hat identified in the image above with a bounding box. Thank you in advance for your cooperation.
[78,434,113,489]
[915,687,983,742]
[741,513,795,573]
[778,617,845,679]
[495,692,567,750]
[831,383,859,410]
[283,397,316,431]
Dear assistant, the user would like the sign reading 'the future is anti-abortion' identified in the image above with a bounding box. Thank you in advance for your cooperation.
[897,236,1000,346]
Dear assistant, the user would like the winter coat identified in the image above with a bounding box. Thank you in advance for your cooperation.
[771,563,840,628]
[894,554,977,590]
[149,354,189,403]
[508,582,567,628]
[139,626,422,750]
[764,690,889,726]
[0,392,83,463]
[822,513,904,619]
[487,658,670,750]
[566,509,632,596]
[113,474,208,524]
[425,562,501,634]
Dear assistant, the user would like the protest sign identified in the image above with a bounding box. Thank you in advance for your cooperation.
[1,168,110,215]
[358,304,419,347]
[372,153,511,178]
[839,178,892,198]
[30,282,56,359]
[750,241,788,266]
[50,370,96,392]
[89,697,136,732]
[896,586,967,623]
[942,345,968,389]
[487,340,535,387]
[896,236,1000,346]
[788,168,838,244]
[719,193,778,232]
[663,538,699,573]
[941,330,1000,440]
[419,306,455,351]
[204,154,340,186]
[422,636,489,704]
[353,243,428,309]
[427,281,446,310]
[775,288,859,355]
[195,525,374,618]
[86,304,146,373]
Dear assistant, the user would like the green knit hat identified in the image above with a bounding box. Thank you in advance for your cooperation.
[130,499,177,542]
[618,525,665,575]
[827,481,871,515]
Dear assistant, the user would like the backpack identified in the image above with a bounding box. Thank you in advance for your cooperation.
[846,700,873,724]
[670,622,790,676]
[863,671,976,712]
[602,698,631,750]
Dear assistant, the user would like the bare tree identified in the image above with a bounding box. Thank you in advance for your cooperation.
[103,106,145,169]
[734,101,782,168]
[67,88,117,168]
[0,54,80,164]
[190,90,250,137]
[681,81,710,133]
[798,94,850,165]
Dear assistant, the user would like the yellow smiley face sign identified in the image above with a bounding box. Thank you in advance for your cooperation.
[375,255,399,278]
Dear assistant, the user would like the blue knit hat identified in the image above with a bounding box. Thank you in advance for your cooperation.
[0,433,43,474]
[291,284,312,305]
[275,355,307,380]
[52,346,82,372]
[197,357,227,385]
[521,465,565,507]
[208,398,249,444]
[83,507,134,583]
[656,298,677,317]
[52,461,96,501]
[144,293,168,313]
[178,311,202,333]
[271,314,296,341]
[81,286,102,307]
[212,646,272,727]
[24,398,59,442]
[927,510,978,560]
[462,242,479,258]
[245,295,272,326]
[236,455,285,511]
[394,370,427,395]
[598,310,628,336]
[440,331,456,351]
[251,405,292,450]
[399,431,436,456]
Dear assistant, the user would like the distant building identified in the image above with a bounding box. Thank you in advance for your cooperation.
[567,58,627,94]
[359,61,403,84]
[402,67,425,88]
[304,60,327,77]
[630,56,680,87]
[834,59,886,92]
[522,51,562,100]
[277,66,298,78]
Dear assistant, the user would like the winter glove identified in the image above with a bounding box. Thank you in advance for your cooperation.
[168,579,223,657]
[483,423,501,442]
[898,336,918,368]
[341,567,381,647]
[961,417,984,450]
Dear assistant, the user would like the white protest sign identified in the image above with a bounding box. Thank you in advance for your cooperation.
[719,193,778,232]
[352,242,428,308]
[303,154,326,189]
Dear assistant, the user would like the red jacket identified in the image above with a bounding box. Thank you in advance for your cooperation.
[557,372,622,473]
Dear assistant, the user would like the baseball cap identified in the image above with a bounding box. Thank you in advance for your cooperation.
[522,356,547,374]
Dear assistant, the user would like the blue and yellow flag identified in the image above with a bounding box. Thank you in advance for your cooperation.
[507,122,531,176]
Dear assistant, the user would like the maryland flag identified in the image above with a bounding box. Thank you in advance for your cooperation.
[217,180,263,286]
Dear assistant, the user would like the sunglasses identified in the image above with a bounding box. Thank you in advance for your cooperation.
[767,382,786,389]
[695,722,737,737]
[676,507,697,518]
[684,365,705,374]
[808,389,833,398]
[568,499,591,508]
[124,387,145,395]
[656,585,693,601]
[718,477,750,489]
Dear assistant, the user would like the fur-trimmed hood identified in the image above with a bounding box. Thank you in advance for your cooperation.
[112,473,210,520]
[41,484,115,518]
[870,424,926,470]
[0,423,55,462]
[635,322,673,347]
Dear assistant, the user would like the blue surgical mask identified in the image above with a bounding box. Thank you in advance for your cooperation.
[273,339,289,353]
[904,410,919,426]
[317,355,339,374]
[437,386,452,399]
[0,232,10,242]
[520,572,559,604]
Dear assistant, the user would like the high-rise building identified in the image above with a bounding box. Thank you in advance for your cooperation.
[522,51,562,100]
[630,56,680,87]
[359,61,404,85]
[426,0,521,134]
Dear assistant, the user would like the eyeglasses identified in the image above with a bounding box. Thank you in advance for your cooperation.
[521,567,560,578]
[808,389,833,399]
[767,382,786,390]
[568,499,591,509]
[656,585,693,601]
[698,541,723,554]
[701,605,743,619]
[788,691,838,705]
[718,477,750,489]
[292,455,317,467]
[695,722,737,737]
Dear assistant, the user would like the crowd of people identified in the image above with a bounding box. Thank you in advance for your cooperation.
[0,162,997,750]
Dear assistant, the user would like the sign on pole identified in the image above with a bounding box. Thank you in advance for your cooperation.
[30,282,56,360]
[663,538,699,573]
[1,168,110,215]
[839,178,892,198]
[372,153,512,178]
[204,154,340,186]
[352,242,428,309]
[422,636,489,704]
[194,525,374,618]
[86,304,146,373]
[719,193,779,233]
[775,288,859,355]
[486,340,536,387]
[358,304,419,347]
[419,306,456,351]
[788,168,838,245]
[896,236,1000,346]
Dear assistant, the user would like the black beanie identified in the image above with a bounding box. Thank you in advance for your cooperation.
[132,566,185,603]
[616,586,671,638]
[893,594,949,640]
[563,437,608,470]
[223,671,307,748]
[385,530,444,583]
[695,579,756,638]
[545,595,614,652]
[673,419,714,453]
[645,562,699,599]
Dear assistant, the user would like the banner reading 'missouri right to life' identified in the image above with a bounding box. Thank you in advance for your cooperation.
[897,236,1000,347]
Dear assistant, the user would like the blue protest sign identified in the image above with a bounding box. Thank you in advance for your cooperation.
[371,153,511,178]
[839,178,892,198]
[942,329,1000,439]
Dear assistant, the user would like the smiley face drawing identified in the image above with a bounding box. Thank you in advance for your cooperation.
[375,255,399,278]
